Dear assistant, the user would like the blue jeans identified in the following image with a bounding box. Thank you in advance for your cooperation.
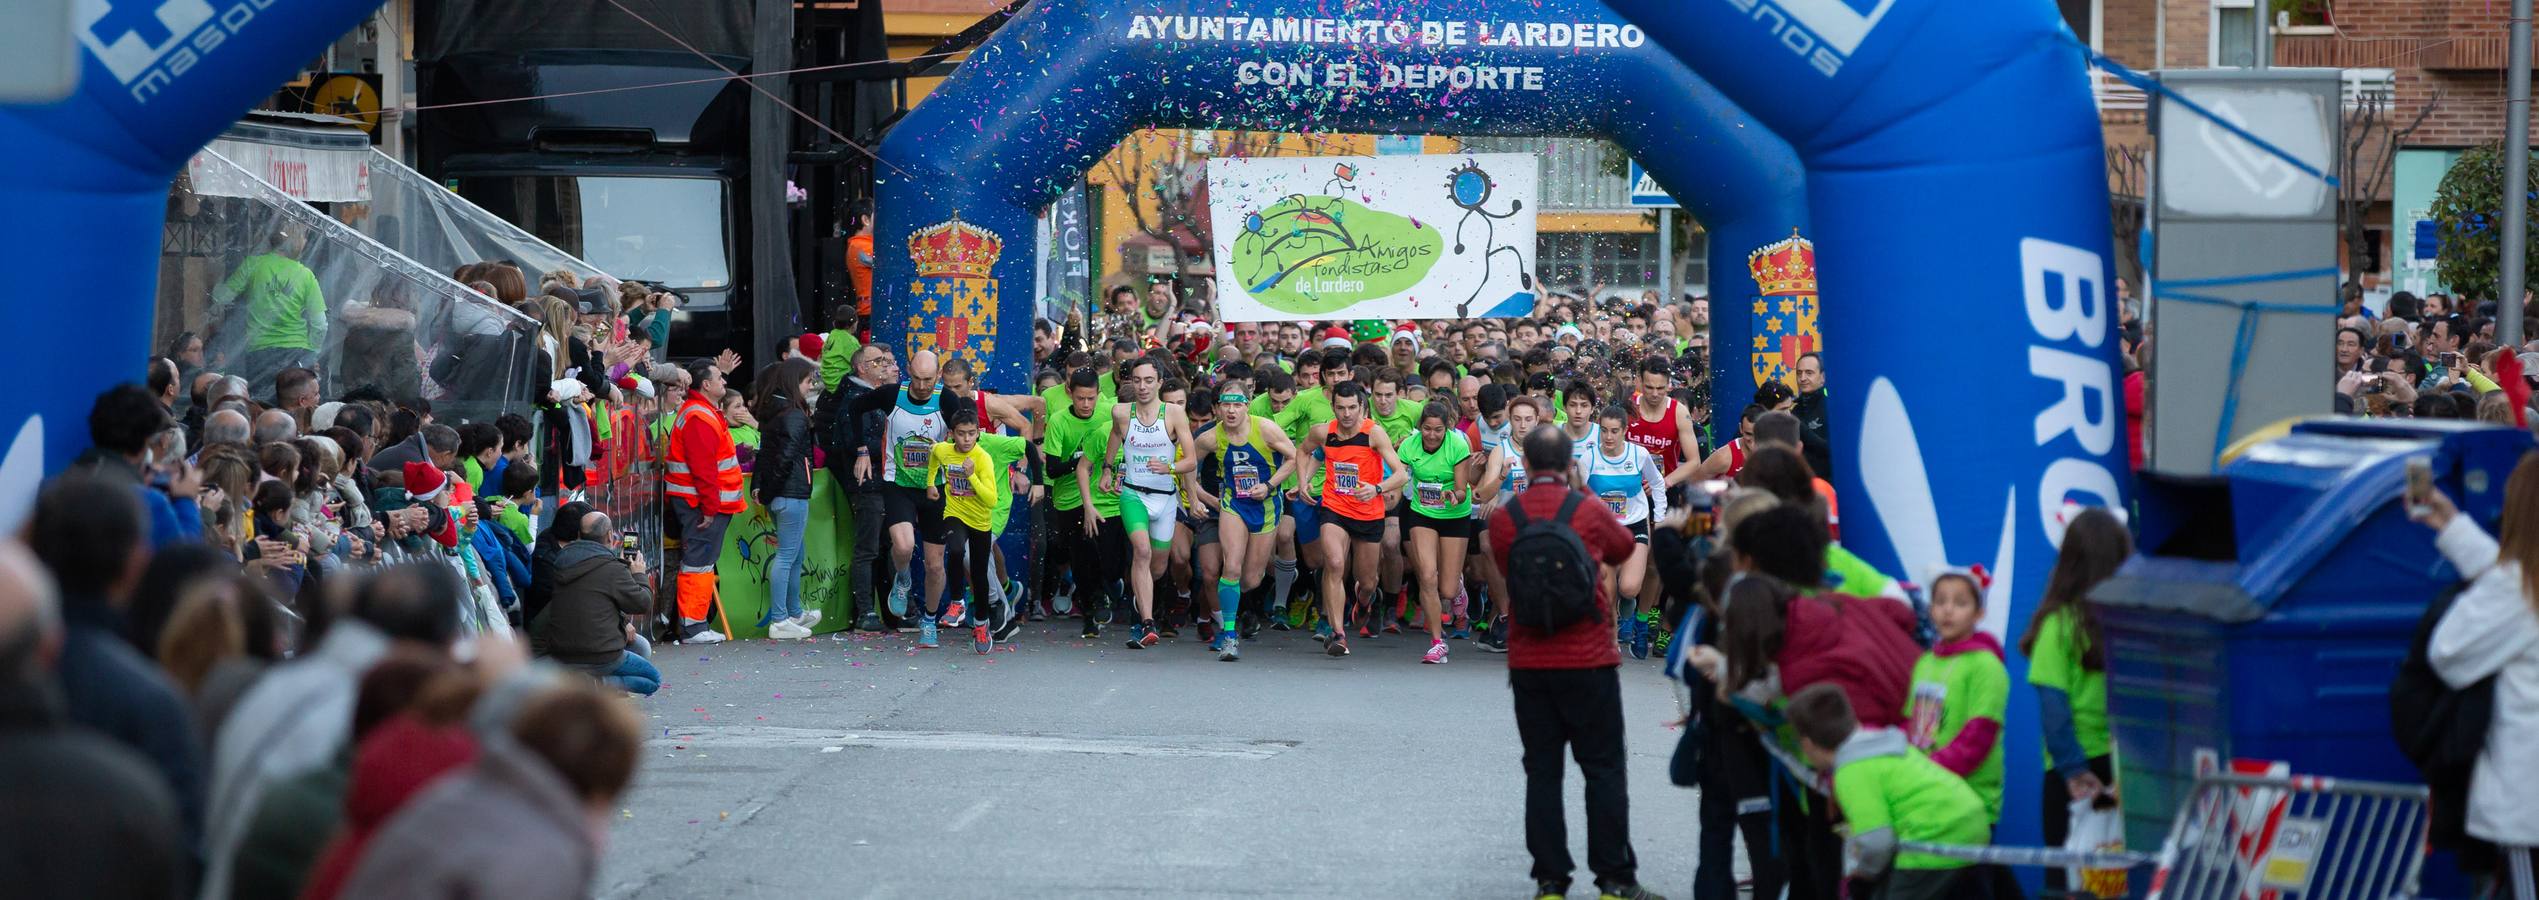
[604,650,662,696]
[761,496,811,625]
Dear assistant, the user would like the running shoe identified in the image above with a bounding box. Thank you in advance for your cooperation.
[1312,621,1332,644]
[858,613,884,633]
[681,621,727,645]
[1449,616,1473,641]
[1206,628,1228,653]
[1325,635,1350,657]
[1195,618,1219,646]
[1123,623,1153,650]
[887,572,911,617]
[1535,880,1568,900]
[943,599,967,628]
[1629,617,1652,661]
[1080,618,1101,640]
[1218,635,1241,662]
[1422,640,1449,665]
[917,617,940,649]
[1238,612,1262,640]
[1139,622,1161,648]
[1482,616,1510,654]
[1278,602,1303,630]
[1616,614,1631,647]
[1095,599,1116,626]
[973,622,991,654]
[1596,882,1666,900]
[994,603,1025,643]
[1157,617,1179,639]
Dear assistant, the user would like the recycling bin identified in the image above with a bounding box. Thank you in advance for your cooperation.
[2092,418,2530,890]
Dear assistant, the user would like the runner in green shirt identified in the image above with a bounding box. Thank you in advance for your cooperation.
[1042,368,1123,638]
[1395,401,1477,663]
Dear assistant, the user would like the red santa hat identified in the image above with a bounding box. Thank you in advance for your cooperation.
[404,461,449,503]
[798,332,825,359]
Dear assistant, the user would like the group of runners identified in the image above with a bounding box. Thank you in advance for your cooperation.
[833,301,1773,666]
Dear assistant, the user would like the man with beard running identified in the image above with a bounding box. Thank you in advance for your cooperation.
[844,350,978,648]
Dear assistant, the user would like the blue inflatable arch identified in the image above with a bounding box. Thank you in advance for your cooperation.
[0,0,387,522]
[872,0,1807,428]
[882,0,2128,851]
[1607,0,2131,852]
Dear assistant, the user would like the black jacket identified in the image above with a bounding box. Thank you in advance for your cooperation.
[1792,388,1833,478]
[816,376,884,493]
[755,406,814,503]
[56,599,204,844]
[531,541,651,670]
[0,674,187,900]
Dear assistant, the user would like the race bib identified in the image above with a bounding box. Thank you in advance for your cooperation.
[1508,462,1527,487]
[946,464,974,497]
[1231,463,1261,495]
[1417,481,1447,508]
[1334,461,1362,492]
[897,435,931,472]
[1600,491,1628,515]
[1908,682,1947,749]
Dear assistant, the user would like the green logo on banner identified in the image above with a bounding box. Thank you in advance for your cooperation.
[1230,194,1442,315]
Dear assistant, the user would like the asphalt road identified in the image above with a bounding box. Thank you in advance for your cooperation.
[598,620,1713,899]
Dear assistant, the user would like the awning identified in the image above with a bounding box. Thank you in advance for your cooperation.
[186,111,372,203]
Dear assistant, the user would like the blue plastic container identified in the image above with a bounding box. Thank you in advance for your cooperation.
[2094,418,2530,893]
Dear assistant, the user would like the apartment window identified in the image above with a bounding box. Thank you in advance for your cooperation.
[2213,0,2261,68]
[1454,136,1634,210]
[2058,0,2102,49]
[1540,233,1662,295]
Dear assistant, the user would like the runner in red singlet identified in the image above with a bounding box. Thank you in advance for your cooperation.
[1693,403,1768,482]
[1626,356,1701,486]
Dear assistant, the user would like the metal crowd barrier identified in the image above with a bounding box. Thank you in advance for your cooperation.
[1753,735,2431,899]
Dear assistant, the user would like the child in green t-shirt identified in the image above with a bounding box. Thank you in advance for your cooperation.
[1904,567,2010,823]
[1789,684,1992,900]
[2018,505,2129,871]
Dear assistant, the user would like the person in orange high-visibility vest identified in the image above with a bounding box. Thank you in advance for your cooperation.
[666,358,744,643]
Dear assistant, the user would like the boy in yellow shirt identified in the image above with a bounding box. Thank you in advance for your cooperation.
[928,409,1033,653]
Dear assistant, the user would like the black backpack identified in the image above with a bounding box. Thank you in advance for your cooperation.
[2389,581,2499,863]
[1505,492,1600,632]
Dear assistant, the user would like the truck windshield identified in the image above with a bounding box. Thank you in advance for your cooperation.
[455,175,730,291]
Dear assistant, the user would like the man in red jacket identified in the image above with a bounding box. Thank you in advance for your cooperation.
[1488,425,1664,900]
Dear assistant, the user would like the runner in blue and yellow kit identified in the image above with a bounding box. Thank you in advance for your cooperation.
[1191,385,1298,662]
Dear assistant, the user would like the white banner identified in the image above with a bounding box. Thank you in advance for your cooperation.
[189,137,372,203]
[1208,153,1537,322]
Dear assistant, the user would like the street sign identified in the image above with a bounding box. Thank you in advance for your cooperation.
[1628,160,1678,208]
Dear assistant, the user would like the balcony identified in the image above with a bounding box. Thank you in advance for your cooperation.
[2273,30,2522,70]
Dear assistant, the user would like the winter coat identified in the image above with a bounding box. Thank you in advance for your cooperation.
[1777,592,1921,730]
[56,598,204,841]
[755,405,814,503]
[333,735,601,900]
[0,674,187,900]
[531,541,651,671]
[203,621,388,900]
[296,715,479,900]
[818,375,885,493]
[2432,516,2539,844]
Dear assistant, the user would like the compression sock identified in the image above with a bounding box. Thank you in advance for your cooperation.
[1218,578,1241,631]
[1271,558,1298,608]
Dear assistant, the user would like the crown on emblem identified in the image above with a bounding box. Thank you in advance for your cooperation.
[908,214,1004,280]
[1746,228,1817,298]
